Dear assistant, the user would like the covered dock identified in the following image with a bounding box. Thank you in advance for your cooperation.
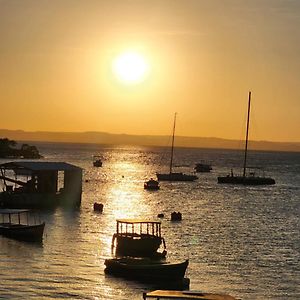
[0,161,82,208]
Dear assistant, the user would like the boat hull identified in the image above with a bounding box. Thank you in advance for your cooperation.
[157,173,198,182]
[0,222,45,242]
[104,258,189,282]
[218,176,275,185]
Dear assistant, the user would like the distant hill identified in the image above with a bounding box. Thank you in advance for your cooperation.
[0,129,299,152]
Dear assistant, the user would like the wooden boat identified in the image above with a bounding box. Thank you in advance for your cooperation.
[144,178,160,190]
[0,209,45,242]
[112,219,166,258]
[194,161,212,173]
[104,257,188,282]
[156,113,198,182]
[93,156,102,167]
[218,92,275,185]
[143,290,238,300]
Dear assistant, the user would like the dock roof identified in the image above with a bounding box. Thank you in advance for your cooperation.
[0,161,82,171]
[0,209,30,214]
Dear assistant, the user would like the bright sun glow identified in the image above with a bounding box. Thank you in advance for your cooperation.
[112,52,149,84]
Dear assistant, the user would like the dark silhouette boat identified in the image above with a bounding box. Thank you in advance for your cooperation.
[112,219,166,258]
[194,161,212,173]
[0,209,45,242]
[156,113,198,182]
[218,92,275,185]
[93,156,102,167]
[144,178,160,190]
[104,257,188,282]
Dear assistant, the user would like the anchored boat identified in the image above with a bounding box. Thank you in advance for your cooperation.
[93,155,103,167]
[0,209,45,242]
[156,113,198,182]
[217,92,275,185]
[144,178,160,190]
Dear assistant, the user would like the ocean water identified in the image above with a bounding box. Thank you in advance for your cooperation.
[0,142,299,300]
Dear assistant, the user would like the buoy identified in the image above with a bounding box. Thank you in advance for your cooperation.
[94,202,103,213]
[171,211,182,221]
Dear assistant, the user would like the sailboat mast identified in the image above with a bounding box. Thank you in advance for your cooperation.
[243,91,251,177]
[169,113,177,174]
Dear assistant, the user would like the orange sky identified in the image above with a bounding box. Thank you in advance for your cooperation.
[0,0,299,142]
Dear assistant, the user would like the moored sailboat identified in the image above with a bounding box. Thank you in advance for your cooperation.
[156,113,198,182]
[218,91,275,185]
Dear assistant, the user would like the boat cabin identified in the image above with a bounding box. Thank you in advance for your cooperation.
[0,161,82,208]
[143,290,238,300]
[112,219,166,257]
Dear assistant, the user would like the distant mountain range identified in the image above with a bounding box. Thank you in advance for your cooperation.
[0,129,299,152]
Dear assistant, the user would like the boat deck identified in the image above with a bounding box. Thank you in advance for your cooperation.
[143,290,238,300]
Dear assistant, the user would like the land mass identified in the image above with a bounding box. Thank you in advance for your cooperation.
[0,129,299,152]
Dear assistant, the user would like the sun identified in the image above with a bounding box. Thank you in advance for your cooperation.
[112,51,150,84]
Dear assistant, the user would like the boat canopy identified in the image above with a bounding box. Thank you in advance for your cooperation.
[116,219,162,237]
[117,219,161,225]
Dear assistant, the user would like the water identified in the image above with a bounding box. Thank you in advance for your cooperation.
[0,143,299,299]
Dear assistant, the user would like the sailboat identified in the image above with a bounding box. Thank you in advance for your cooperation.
[156,113,198,182]
[217,91,275,185]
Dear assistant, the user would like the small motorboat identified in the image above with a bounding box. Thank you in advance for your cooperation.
[104,257,189,282]
[194,161,212,173]
[93,156,102,167]
[144,178,160,190]
[0,209,45,242]
[111,219,166,258]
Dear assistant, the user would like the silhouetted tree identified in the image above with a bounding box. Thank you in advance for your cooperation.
[0,138,42,158]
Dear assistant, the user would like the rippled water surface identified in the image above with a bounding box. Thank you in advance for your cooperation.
[0,143,299,299]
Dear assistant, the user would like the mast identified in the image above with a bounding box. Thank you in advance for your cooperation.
[243,91,251,177]
[169,112,177,174]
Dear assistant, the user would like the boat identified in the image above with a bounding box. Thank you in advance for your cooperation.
[194,161,212,173]
[111,219,166,258]
[156,113,198,182]
[104,257,189,282]
[93,156,102,167]
[144,178,160,190]
[218,91,275,185]
[143,289,238,300]
[0,209,45,242]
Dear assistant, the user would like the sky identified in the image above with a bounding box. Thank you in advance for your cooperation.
[0,0,299,142]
